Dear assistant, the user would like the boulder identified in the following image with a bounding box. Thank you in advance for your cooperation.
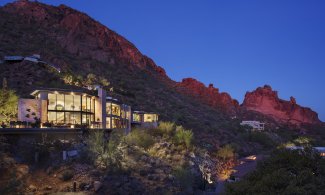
[93,181,102,192]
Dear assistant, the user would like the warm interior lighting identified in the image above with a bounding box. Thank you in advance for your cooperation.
[70,124,75,128]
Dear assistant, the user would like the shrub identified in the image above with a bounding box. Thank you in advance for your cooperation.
[174,126,193,149]
[250,132,275,149]
[173,166,194,191]
[124,129,155,150]
[87,130,124,169]
[216,144,235,161]
[158,121,175,136]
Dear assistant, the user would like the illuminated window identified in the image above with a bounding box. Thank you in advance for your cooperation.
[48,93,56,110]
[106,102,112,115]
[48,112,56,123]
[87,97,91,112]
[57,112,64,124]
[74,95,81,111]
[112,103,120,116]
[82,96,87,112]
[144,114,152,122]
[56,94,64,110]
[106,117,111,129]
[133,113,141,122]
[65,95,74,111]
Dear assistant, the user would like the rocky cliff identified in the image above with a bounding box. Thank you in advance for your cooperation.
[176,78,239,115]
[1,0,167,77]
[242,85,321,127]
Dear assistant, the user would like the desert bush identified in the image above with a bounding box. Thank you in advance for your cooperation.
[124,129,155,150]
[158,121,175,136]
[174,126,193,149]
[87,130,124,169]
[216,144,235,161]
[173,166,194,191]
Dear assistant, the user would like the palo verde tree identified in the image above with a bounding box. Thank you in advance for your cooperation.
[0,78,18,123]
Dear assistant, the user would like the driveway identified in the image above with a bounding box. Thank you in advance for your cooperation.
[215,155,263,195]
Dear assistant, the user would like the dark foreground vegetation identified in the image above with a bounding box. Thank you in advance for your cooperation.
[226,148,325,194]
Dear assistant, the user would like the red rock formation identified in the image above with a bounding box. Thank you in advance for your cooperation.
[2,0,167,77]
[176,78,239,115]
[242,85,321,126]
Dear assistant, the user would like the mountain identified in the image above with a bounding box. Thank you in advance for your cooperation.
[0,0,322,140]
[241,85,322,127]
[176,78,239,115]
[0,0,236,149]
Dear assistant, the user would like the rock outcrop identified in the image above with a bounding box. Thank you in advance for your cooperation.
[176,78,239,115]
[1,0,167,77]
[242,85,321,126]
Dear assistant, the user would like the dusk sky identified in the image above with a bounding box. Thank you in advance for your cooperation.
[1,0,325,120]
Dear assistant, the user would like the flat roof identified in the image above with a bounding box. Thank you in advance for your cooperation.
[31,88,97,97]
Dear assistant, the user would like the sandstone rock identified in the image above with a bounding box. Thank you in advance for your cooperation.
[242,85,321,127]
[176,78,239,115]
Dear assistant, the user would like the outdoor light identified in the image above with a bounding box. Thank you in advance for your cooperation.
[70,124,75,128]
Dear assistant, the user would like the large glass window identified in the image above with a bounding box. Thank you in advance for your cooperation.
[106,102,111,115]
[46,92,95,125]
[74,95,81,111]
[106,117,111,129]
[57,112,64,124]
[65,95,74,111]
[82,96,87,112]
[56,94,64,110]
[48,94,56,110]
[112,117,120,128]
[112,103,120,116]
[144,114,158,122]
[48,111,56,123]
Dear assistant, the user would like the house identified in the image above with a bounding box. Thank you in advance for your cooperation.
[132,111,159,128]
[286,146,325,157]
[240,120,265,131]
[17,86,158,133]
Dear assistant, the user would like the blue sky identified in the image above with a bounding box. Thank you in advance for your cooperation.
[1,1,325,120]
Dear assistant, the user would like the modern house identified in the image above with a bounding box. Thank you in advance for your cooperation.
[132,111,159,128]
[17,86,158,133]
[240,120,265,131]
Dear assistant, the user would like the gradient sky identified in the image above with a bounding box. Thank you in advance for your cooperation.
[1,0,325,120]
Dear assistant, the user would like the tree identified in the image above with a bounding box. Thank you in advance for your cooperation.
[0,87,18,123]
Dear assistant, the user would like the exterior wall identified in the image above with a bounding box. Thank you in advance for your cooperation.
[97,87,107,128]
[18,99,41,123]
[240,121,265,131]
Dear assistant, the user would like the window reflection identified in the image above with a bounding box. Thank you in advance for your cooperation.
[47,93,94,125]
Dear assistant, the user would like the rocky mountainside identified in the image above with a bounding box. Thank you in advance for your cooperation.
[241,85,321,127]
[176,78,239,115]
[0,0,322,134]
